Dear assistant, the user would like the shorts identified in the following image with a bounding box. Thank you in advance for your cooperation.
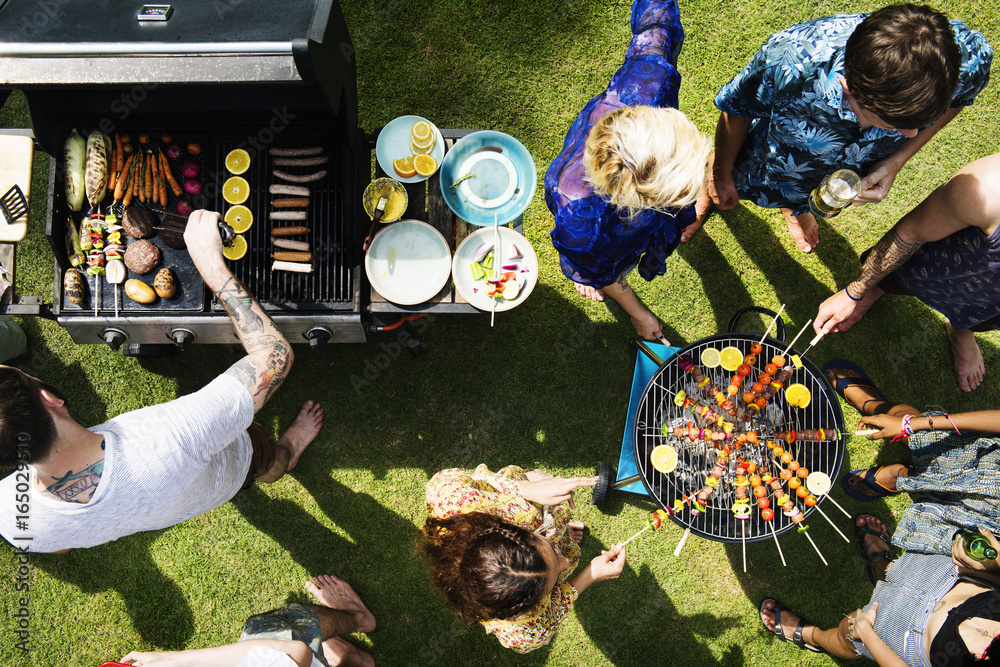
[240,603,328,666]
[241,421,277,491]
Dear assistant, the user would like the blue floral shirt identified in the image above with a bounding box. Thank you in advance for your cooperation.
[716,15,993,215]
[545,0,694,288]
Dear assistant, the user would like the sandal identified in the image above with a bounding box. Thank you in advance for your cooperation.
[854,514,892,585]
[822,359,889,416]
[759,599,824,653]
[842,465,904,502]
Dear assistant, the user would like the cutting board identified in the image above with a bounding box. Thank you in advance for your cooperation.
[0,135,32,242]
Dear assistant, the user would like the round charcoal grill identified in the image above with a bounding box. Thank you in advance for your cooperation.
[633,309,845,543]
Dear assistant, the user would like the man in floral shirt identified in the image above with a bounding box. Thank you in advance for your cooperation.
[691,4,992,252]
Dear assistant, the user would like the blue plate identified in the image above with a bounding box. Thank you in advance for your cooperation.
[438,130,536,226]
[375,115,445,184]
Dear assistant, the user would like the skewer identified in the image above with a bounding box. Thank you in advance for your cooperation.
[490,214,498,327]
[768,519,787,567]
[812,504,850,543]
[802,529,828,565]
[673,527,691,557]
[656,333,670,347]
[741,520,747,573]
[796,331,825,361]
[622,524,651,547]
[823,493,851,519]
[781,318,813,356]
[853,429,880,437]
[94,278,100,318]
[758,304,786,344]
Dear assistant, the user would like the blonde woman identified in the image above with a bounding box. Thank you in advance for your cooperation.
[545,0,711,340]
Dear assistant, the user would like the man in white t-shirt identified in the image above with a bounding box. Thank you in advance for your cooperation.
[0,210,323,553]
[119,574,375,667]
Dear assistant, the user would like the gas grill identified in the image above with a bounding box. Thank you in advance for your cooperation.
[0,0,369,350]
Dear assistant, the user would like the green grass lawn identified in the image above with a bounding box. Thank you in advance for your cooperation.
[2,1,998,665]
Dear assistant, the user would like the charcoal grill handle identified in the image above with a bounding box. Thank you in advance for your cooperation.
[727,307,786,342]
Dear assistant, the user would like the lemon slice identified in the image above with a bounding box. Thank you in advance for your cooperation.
[719,346,743,372]
[222,234,247,261]
[222,176,249,205]
[650,445,678,473]
[225,148,251,175]
[393,156,416,178]
[410,138,434,156]
[784,383,811,408]
[411,120,434,144]
[700,347,722,368]
[224,205,253,233]
[414,154,438,177]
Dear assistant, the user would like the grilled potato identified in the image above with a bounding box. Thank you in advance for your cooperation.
[124,279,157,304]
[153,268,177,299]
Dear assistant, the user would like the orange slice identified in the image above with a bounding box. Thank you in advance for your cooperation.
[393,156,416,178]
[222,177,249,205]
[414,154,438,177]
[225,149,251,175]
[222,234,247,261]
[650,445,678,473]
[224,205,253,233]
[784,383,811,408]
[719,346,743,372]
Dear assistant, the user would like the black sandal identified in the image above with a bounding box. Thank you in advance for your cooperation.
[854,514,892,585]
[759,598,824,653]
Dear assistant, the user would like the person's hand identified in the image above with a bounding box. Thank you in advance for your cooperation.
[815,290,865,335]
[183,209,225,274]
[854,159,901,206]
[524,469,553,482]
[952,528,1000,572]
[709,172,739,210]
[518,475,598,509]
[588,543,627,582]
[857,414,904,439]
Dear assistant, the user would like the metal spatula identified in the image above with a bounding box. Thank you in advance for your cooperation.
[0,184,28,224]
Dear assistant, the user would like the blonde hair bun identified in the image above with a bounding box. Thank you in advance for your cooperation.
[584,106,711,215]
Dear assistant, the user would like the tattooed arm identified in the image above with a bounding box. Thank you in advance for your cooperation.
[815,159,997,335]
[184,210,294,412]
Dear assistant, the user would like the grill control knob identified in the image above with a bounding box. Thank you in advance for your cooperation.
[306,326,332,348]
[102,328,128,352]
[170,328,196,351]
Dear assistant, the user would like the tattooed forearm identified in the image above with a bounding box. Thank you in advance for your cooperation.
[44,459,104,503]
[216,276,266,336]
[846,227,923,299]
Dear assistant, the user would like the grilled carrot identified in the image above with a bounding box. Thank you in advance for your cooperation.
[115,133,124,174]
[159,149,183,197]
[114,154,135,202]
[144,152,153,202]
[106,143,117,191]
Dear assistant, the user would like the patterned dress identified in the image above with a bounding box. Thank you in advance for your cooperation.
[545,0,695,288]
[715,15,992,215]
[890,430,1000,555]
[425,465,580,653]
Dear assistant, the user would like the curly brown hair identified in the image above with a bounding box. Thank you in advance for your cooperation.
[421,512,551,623]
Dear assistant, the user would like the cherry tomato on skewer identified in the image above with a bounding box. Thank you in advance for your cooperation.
[804,495,818,507]
[788,477,801,490]
[788,460,800,472]
[731,375,744,388]
[737,364,752,377]
[765,363,779,375]
[758,497,770,509]
[761,508,775,521]
[744,354,757,366]
[750,342,763,355]
[796,486,810,498]
[772,355,786,367]
[797,467,809,478]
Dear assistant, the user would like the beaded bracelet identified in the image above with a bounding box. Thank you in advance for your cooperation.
[922,407,961,435]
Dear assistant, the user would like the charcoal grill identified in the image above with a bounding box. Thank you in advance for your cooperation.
[606,309,846,543]
[0,0,369,349]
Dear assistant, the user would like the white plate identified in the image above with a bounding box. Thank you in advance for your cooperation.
[365,220,452,305]
[452,226,538,312]
[375,115,445,184]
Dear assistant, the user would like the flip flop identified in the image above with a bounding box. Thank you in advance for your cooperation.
[822,359,889,415]
[759,599,824,653]
[854,514,892,585]
[842,465,902,502]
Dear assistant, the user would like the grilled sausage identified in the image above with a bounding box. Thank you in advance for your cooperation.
[271,197,310,208]
[269,211,308,221]
[273,169,327,183]
[271,251,312,263]
[272,260,313,273]
[269,147,323,157]
[271,226,310,236]
[273,156,329,167]
[270,237,310,251]
[269,184,310,197]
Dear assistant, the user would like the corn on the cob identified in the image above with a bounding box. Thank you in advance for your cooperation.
[84,132,111,212]
[63,129,86,212]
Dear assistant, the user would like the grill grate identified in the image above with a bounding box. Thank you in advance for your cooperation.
[212,137,355,310]
[633,333,845,543]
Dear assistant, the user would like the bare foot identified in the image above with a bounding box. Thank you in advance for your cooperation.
[946,321,985,392]
[681,190,713,242]
[322,637,374,667]
[306,575,376,633]
[278,400,324,472]
[781,209,819,252]
[573,281,605,302]
[568,521,585,544]
[759,599,821,651]
[824,366,887,415]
